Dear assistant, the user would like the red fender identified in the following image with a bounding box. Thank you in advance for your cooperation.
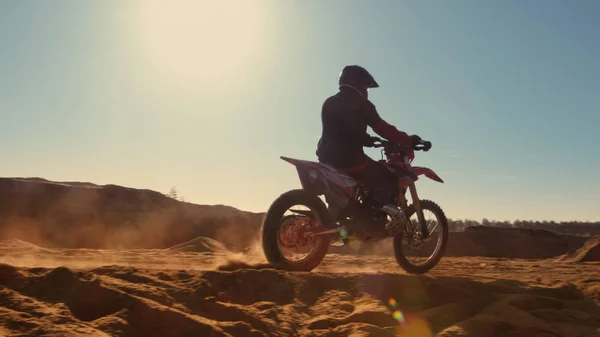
[397,176,416,189]
[412,166,444,183]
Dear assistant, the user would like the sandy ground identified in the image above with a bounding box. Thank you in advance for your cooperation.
[1,240,599,337]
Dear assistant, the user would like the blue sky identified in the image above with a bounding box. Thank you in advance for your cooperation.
[0,1,598,221]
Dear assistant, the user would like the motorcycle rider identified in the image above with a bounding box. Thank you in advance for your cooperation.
[316,65,424,234]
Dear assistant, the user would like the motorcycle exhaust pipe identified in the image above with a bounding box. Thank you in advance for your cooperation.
[381,205,407,235]
[381,205,403,218]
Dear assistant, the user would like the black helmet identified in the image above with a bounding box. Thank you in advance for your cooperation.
[338,65,379,97]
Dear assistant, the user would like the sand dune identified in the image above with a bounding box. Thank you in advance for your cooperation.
[330,226,588,259]
[0,177,263,251]
[0,240,599,337]
[557,236,600,263]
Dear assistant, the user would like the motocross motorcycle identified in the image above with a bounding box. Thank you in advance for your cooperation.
[261,136,448,274]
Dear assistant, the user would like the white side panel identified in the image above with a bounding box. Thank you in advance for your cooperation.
[316,165,358,188]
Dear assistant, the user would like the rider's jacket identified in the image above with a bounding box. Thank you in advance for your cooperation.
[316,86,412,168]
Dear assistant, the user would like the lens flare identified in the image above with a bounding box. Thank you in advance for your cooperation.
[388,298,398,308]
[394,313,433,337]
[392,310,404,322]
[340,229,348,238]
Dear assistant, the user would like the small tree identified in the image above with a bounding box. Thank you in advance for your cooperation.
[167,186,178,200]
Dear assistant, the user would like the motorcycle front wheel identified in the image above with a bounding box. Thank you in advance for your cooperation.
[393,199,449,274]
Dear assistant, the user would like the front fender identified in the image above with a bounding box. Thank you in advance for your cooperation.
[412,166,444,183]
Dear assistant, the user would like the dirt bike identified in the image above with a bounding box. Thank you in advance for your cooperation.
[261,136,448,274]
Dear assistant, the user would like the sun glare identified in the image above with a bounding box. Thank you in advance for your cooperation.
[133,0,264,82]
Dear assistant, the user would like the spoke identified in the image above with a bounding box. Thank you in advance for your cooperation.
[427,221,439,234]
[278,205,322,264]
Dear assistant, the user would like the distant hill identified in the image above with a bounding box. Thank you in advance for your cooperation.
[0,177,263,251]
[1,177,597,257]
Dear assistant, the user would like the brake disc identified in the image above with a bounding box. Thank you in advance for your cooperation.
[278,215,314,248]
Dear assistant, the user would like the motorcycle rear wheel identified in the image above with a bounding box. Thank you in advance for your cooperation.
[262,189,332,272]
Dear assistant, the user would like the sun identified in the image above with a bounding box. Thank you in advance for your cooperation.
[132,0,264,82]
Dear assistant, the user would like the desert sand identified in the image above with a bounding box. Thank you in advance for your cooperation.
[1,178,599,336]
[1,237,599,337]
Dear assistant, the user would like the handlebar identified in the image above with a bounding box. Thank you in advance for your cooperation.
[368,136,432,152]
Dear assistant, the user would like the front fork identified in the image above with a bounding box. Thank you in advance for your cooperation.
[403,183,429,239]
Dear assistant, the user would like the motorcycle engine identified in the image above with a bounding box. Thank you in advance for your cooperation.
[352,190,389,236]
